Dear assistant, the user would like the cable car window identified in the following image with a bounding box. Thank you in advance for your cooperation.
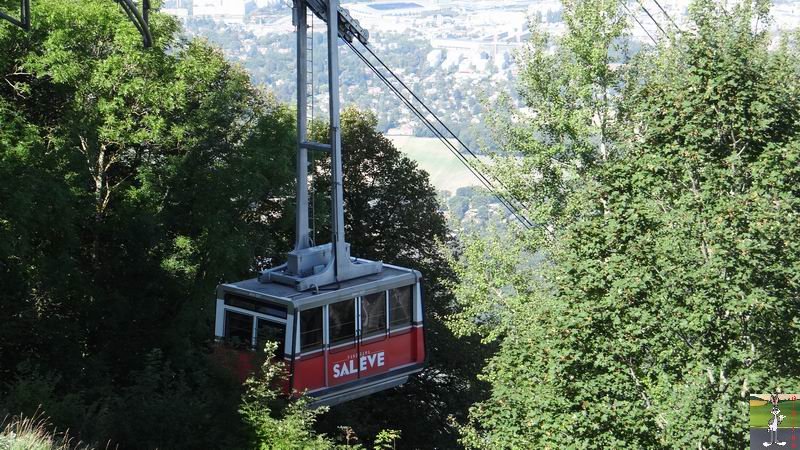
[300,307,323,352]
[225,294,287,319]
[225,311,254,348]
[361,291,387,337]
[256,319,286,358]
[329,299,356,345]
[389,286,413,330]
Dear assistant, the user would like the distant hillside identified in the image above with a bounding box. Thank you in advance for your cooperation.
[387,135,481,193]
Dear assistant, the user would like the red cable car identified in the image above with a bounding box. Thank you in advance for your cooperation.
[214,265,425,406]
[214,0,425,406]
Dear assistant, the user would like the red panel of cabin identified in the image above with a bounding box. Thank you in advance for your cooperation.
[292,326,425,395]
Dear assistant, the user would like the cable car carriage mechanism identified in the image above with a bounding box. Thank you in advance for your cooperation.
[213,0,425,407]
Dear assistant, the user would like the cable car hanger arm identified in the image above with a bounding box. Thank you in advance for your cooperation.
[0,0,29,30]
[299,0,369,44]
[0,0,152,48]
[116,0,153,48]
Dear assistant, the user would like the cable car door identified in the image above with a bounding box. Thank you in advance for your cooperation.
[328,298,358,386]
[357,291,390,379]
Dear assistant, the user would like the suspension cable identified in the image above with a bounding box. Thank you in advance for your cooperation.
[344,40,538,230]
[620,1,658,45]
[344,42,524,223]
[359,43,540,220]
[634,0,667,37]
[349,43,537,230]
[650,0,681,33]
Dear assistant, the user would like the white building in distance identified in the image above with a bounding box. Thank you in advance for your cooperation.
[193,0,247,23]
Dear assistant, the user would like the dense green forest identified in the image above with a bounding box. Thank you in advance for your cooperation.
[2,0,799,448]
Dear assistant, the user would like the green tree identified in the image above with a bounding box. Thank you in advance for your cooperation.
[448,195,470,221]
[1,1,295,447]
[240,343,335,450]
[452,0,800,448]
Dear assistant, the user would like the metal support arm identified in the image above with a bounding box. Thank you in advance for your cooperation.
[116,0,153,48]
[0,0,30,30]
[0,0,152,48]
[261,0,381,291]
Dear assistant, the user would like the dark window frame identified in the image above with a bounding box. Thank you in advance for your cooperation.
[256,318,286,358]
[329,299,356,346]
[224,294,288,319]
[299,306,324,352]
[224,310,254,349]
[361,291,388,337]
[389,285,413,330]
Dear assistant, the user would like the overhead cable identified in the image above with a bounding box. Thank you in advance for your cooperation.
[650,0,681,32]
[345,41,535,230]
[353,43,538,230]
[344,40,538,230]
[620,1,658,45]
[634,0,667,37]
[357,42,542,229]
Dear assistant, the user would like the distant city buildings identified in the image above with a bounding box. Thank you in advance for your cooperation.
[168,0,800,161]
[193,0,247,23]
[162,0,800,87]
[160,0,800,41]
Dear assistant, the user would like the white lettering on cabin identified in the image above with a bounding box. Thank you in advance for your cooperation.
[332,351,385,378]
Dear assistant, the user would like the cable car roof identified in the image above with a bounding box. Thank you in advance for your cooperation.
[218,263,420,310]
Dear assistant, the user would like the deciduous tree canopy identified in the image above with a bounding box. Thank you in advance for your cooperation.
[451,0,800,448]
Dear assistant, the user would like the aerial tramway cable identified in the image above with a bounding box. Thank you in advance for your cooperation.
[650,0,681,33]
[620,1,658,45]
[634,0,667,37]
[343,39,541,230]
[355,43,538,231]
[339,0,680,232]
[343,39,537,230]
[360,44,541,220]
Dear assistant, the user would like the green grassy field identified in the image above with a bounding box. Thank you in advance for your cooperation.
[751,400,800,428]
[387,135,482,193]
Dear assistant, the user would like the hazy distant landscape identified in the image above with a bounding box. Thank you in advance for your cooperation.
[169,0,800,195]
[386,135,481,192]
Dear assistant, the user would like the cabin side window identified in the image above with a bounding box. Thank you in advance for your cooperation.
[300,307,323,352]
[225,294,287,319]
[389,286,413,330]
[223,310,286,356]
[257,319,286,358]
[361,291,387,337]
[329,299,356,345]
[225,311,254,348]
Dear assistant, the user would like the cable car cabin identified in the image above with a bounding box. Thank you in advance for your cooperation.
[214,264,425,406]
[212,0,428,406]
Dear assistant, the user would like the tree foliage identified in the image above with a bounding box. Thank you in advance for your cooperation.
[1,1,294,447]
[451,0,800,448]
[240,343,334,450]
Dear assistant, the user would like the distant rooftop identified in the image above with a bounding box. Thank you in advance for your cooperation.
[368,2,423,11]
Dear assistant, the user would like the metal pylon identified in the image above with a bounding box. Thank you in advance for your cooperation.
[260,0,382,291]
